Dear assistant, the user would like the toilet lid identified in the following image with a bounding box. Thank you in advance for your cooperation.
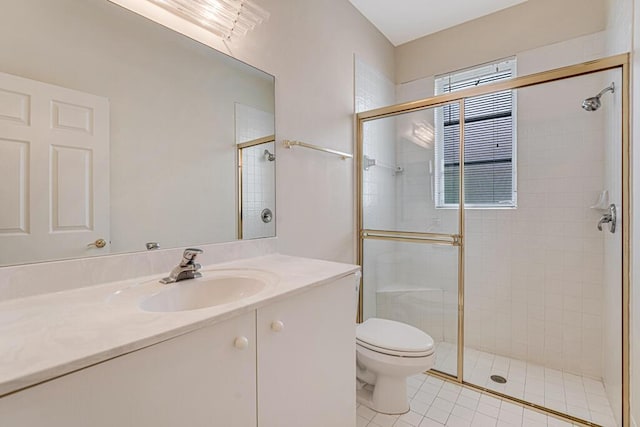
[356,318,434,356]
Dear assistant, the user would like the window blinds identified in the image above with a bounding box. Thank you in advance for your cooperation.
[435,59,516,206]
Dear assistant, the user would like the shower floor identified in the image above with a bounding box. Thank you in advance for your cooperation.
[433,342,617,426]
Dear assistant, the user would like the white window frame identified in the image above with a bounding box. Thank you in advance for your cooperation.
[434,58,517,209]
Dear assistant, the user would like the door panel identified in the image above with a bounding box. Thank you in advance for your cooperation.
[361,105,461,236]
[51,145,92,231]
[0,138,28,234]
[362,238,460,377]
[360,102,463,379]
[0,87,30,125]
[0,71,109,265]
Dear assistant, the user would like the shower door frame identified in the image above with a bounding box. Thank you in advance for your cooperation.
[236,135,276,240]
[356,53,630,427]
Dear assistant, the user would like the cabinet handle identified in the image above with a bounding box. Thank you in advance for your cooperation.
[234,336,249,350]
[271,320,285,332]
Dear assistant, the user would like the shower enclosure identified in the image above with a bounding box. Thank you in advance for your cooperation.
[356,55,629,427]
[237,137,276,240]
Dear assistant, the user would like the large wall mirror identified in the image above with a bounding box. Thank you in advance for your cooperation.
[0,0,275,266]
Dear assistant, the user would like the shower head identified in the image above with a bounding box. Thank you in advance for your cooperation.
[264,149,275,161]
[582,82,615,111]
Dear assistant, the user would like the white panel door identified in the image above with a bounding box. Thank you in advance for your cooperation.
[257,274,358,427]
[0,72,109,265]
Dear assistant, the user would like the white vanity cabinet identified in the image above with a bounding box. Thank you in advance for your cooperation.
[0,273,357,427]
[257,274,356,427]
[0,312,256,427]
[0,309,257,427]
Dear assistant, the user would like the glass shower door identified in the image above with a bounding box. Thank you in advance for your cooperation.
[358,55,629,426]
[462,69,624,426]
[237,139,276,240]
[359,102,463,378]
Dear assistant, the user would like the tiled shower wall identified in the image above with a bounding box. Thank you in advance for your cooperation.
[355,57,396,320]
[364,33,617,380]
[241,142,276,240]
[463,74,608,377]
[373,243,459,345]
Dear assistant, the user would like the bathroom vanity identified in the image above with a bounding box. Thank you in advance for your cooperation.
[0,255,359,427]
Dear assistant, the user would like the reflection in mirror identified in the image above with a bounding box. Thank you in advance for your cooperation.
[235,104,276,240]
[0,0,275,266]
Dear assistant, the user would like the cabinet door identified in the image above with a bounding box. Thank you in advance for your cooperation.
[257,274,358,427]
[0,311,256,427]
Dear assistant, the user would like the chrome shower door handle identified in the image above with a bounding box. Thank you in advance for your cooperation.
[597,215,610,231]
[597,204,617,233]
[261,208,273,223]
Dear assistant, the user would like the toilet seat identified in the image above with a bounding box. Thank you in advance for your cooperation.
[357,340,434,358]
[356,318,434,358]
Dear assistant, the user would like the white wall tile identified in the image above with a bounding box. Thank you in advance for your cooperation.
[240,141,276,239]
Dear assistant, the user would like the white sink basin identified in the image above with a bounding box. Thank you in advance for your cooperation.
[138,269,277,312]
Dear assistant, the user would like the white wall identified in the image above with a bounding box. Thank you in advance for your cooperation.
[395,0,607,84]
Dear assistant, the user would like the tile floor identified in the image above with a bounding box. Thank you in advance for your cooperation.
[432,342,617,426]
[357,373,586,427]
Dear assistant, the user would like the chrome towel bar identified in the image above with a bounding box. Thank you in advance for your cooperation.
[282,139,353,159]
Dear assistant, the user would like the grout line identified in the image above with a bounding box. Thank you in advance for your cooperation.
[430,341,614,426]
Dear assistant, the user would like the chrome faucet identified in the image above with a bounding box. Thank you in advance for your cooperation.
[160,248,203,284]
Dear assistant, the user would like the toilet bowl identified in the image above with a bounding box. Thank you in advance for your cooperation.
[356,318,435,415]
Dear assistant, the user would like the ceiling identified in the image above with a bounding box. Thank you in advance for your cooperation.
[348,0,528,46]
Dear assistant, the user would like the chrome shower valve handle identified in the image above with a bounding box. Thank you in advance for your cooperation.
[597,204,617,233]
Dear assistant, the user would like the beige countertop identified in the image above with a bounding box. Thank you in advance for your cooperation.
[0,254,360,397]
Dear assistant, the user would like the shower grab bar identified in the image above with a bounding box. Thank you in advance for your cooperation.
[362,229,456,240]
[282,139,353,159]
[361,229,462,246]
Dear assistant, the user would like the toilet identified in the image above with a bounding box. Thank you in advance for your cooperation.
[356,317,435,415]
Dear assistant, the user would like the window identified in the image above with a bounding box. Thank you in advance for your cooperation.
[434,58,516,208]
